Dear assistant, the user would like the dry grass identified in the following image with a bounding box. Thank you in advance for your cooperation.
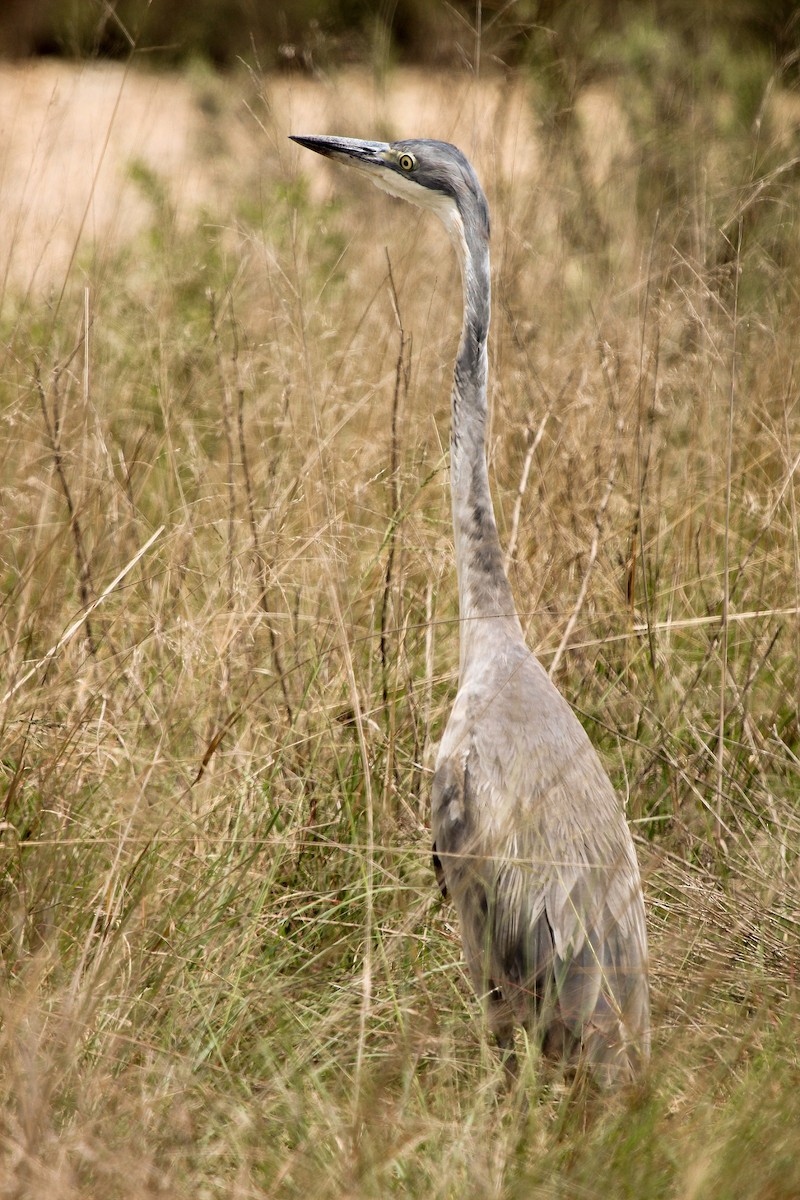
[1,54,799,1198]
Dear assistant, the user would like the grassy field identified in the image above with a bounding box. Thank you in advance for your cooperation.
[1,50,799,1198]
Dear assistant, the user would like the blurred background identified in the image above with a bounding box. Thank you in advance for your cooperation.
[0,0,797,72]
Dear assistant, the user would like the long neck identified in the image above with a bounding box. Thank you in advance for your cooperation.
[448,211,522,678]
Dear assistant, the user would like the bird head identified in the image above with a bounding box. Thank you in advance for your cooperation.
[289,135,489,253]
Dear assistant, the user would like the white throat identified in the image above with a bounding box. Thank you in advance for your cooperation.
[370,171,469,273]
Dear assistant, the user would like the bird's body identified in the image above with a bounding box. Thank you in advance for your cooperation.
[291,133,650,1082]
[433,640,649,1080]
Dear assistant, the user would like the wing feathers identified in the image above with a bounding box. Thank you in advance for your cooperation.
[432,692,650,1079]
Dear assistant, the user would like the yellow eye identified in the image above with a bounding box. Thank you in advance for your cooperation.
[398,152,415,171]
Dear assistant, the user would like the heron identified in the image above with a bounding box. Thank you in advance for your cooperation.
[290,133,650,1084]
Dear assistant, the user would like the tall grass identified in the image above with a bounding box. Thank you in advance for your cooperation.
[1,46,799,1198]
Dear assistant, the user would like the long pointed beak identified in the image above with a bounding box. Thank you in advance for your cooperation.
[289,134,390,168]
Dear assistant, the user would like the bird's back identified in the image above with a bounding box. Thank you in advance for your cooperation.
[432,639,650,1082]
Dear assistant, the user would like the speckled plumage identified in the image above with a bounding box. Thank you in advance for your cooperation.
[292,133,650,1083]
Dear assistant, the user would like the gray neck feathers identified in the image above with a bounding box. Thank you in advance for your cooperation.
[449,198,522,675]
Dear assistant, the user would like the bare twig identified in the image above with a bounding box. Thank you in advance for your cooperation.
[630,209,661,674]
[36,356,97,655]
[548,421,622,679]
[208,290,236,692]
[504,406,551,569]
[716,218,742,848]
[380,250,411,716]
[227,294,294,726]
[553,604,800,655]
[2,525,165,705]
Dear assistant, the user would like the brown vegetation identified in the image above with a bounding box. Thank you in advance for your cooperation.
[1,53,799,1197]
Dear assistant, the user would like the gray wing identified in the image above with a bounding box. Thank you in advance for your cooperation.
[432,662,649,1080]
